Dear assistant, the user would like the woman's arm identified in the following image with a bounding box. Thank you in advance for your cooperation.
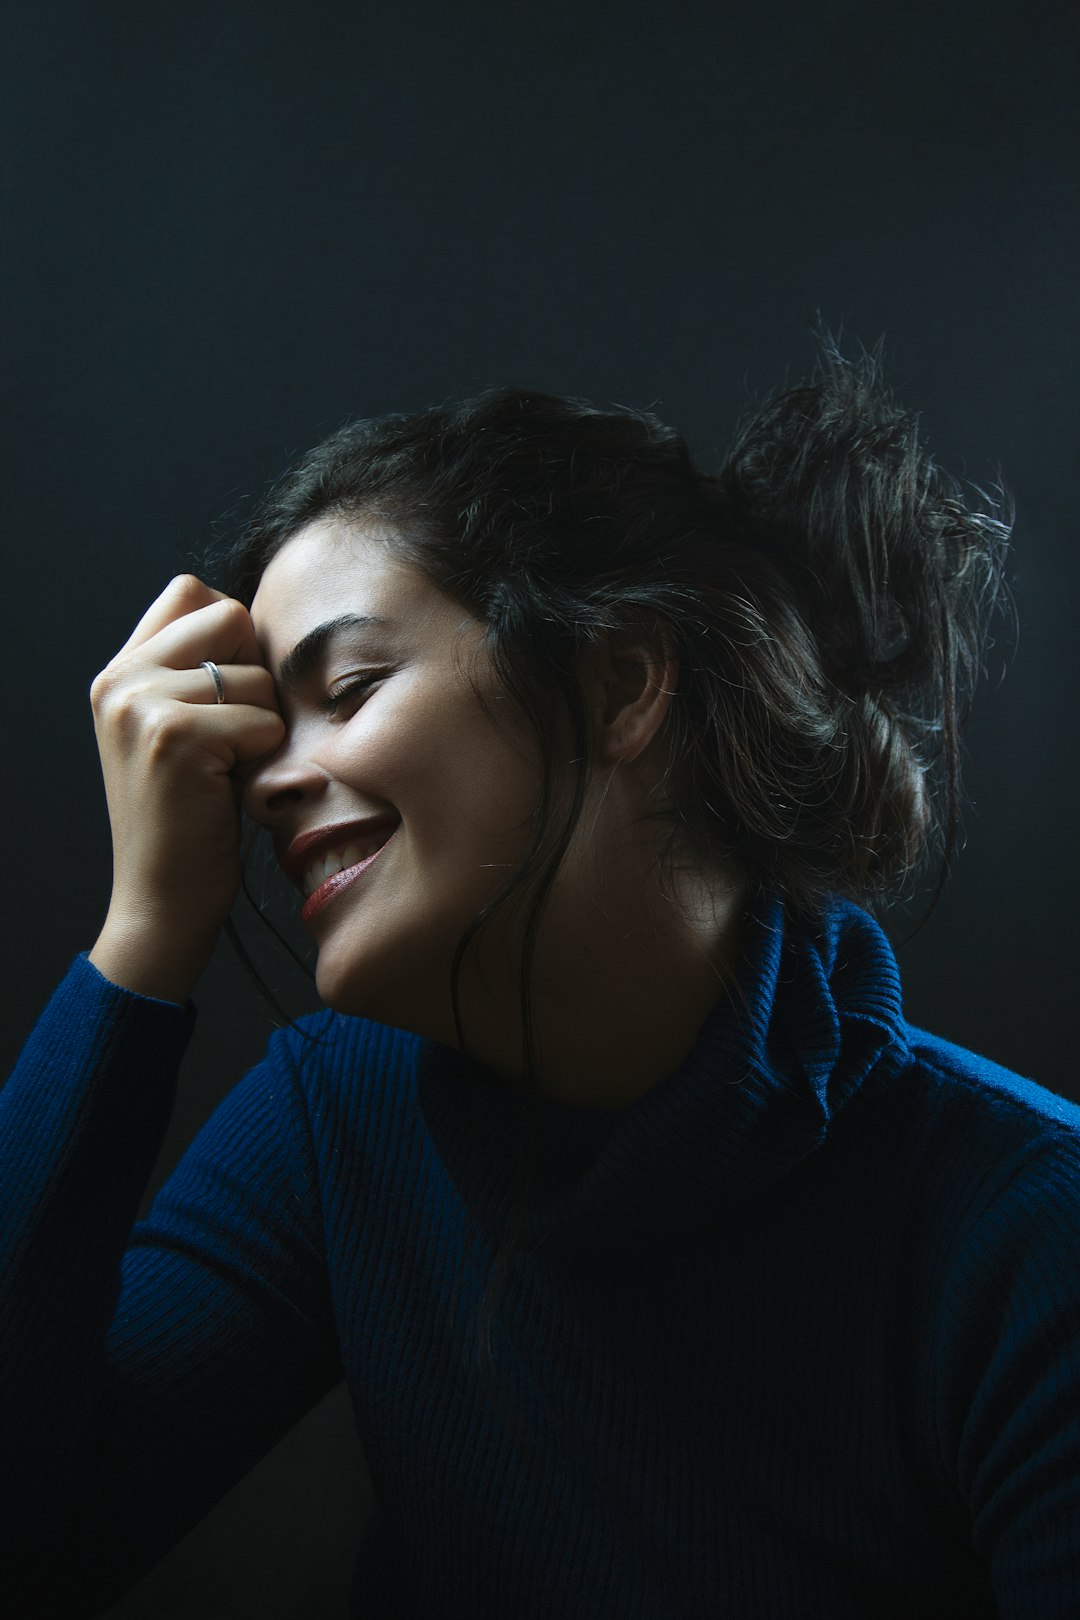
[0,954,342,1616]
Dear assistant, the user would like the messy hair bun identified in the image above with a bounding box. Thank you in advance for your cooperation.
[683,333,1013,916]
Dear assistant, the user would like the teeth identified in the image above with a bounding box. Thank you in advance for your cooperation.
[303,843,361,897]
[301,833,390,897]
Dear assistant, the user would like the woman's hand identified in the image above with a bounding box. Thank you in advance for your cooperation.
[87,575,286,1004]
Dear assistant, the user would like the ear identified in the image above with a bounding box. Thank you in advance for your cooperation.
[579,621,679,768]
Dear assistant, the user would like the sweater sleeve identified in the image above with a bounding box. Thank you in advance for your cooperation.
[0,956,344,1618]
[932,1131,1080,1617]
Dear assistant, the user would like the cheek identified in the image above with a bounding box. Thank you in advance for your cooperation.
[382,689,543,855]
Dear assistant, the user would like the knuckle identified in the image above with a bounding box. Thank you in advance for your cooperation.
[90,660,138,718]
[88,667,115,710]
[93,677,181,751]
[168,572,209,603]
[141,703,190,757]
[212,595,251,636]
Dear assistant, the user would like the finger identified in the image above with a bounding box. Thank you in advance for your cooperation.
[187,701,288,765]
[168,663,280,710]
[119,575,234,655]
[91,658,279,739]
[118,595,264,675]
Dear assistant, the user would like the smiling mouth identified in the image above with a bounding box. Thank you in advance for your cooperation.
[301,831,394,897]
[299,827,398,925]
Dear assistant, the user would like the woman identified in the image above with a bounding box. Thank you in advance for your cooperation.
[3,337,1078,1618]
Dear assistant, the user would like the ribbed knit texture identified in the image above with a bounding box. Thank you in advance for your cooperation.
[2,894,1079,1617]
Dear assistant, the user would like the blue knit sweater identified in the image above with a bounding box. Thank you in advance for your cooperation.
[2,895,1079,1617]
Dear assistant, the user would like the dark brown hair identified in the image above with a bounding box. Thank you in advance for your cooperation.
[217,329,1013,1444]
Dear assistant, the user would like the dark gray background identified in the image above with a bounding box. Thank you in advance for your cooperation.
[2,1,1077,1614]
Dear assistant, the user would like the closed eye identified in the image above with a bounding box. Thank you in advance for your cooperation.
[319,674,382,718]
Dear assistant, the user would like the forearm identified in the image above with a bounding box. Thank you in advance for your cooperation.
[0,957,192,1581]
[0,964,340,1613]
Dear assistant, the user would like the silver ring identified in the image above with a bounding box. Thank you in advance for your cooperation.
[199,659,226,704]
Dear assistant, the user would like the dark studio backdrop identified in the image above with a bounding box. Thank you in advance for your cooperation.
[2,1,1077,1614]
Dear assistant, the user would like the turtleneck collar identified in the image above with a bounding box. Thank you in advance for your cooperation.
[415,893,909,1258]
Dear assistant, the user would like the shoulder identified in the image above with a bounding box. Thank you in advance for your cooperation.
[908,1036,1080,1569]
[868,1032,1080,1400]
[833,1020,1080,1265]
[904,1022,1080,1143]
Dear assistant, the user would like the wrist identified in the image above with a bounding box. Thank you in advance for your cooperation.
[88,910,219,1005]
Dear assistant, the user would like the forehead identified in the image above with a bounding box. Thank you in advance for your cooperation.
[249,518,439,658]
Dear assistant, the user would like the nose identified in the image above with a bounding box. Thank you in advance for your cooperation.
[239,726,327,829]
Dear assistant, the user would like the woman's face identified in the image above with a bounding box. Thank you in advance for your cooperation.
[243,517,555,1034]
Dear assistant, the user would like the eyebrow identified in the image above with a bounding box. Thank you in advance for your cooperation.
[277,613,394,691]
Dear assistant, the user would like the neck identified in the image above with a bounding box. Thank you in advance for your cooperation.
[456,861,748,1110]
